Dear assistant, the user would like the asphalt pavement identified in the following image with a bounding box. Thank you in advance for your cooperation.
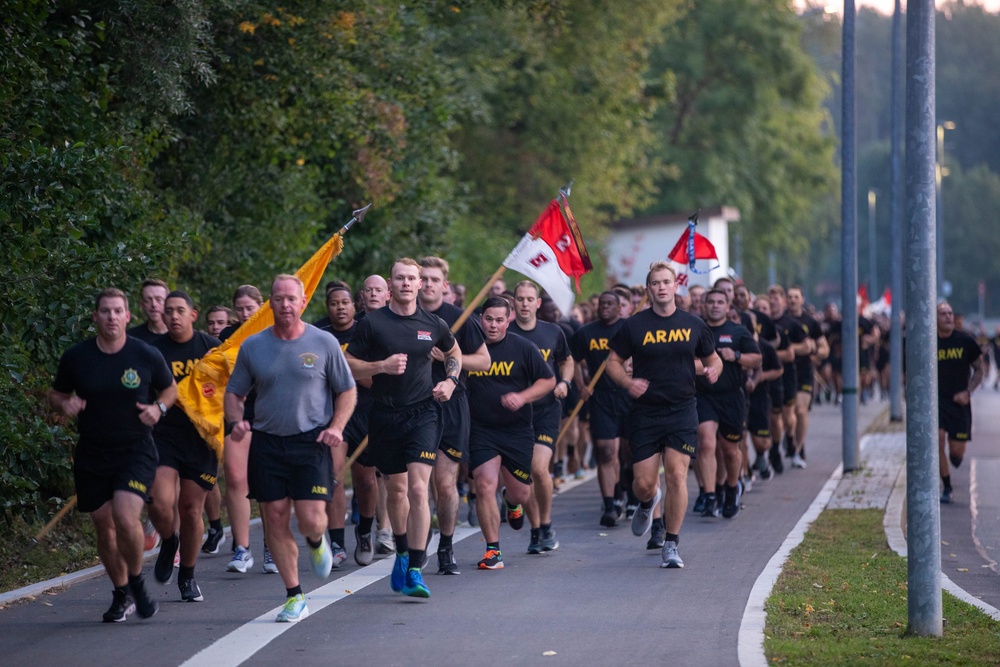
[5,391,1000,666]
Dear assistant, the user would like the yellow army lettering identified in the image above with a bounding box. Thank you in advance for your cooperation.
[938,347,964,361]
[200,473,218,485]
[340,342,349,352]
[468,361,514,377]
[420,451,437,461]
[589,338,609,351]
[171,359,197,378]
[128,479,147,494]
[311,485,329,495]
[513,468,529,480]
[537,434,554,444]
[642,328,691,345]
[539,348,552,361]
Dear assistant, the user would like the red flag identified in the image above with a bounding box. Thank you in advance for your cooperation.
[503,194,593,315]
[667,227,719,265]
[857,284,870,311]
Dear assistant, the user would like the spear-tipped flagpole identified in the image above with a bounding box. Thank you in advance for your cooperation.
[339,203,371,235]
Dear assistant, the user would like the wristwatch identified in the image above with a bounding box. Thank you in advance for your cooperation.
[156,401,168,416]
[447,376,460,385]
[734,350,741,361]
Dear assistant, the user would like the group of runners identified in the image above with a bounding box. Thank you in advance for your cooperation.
[49,254,987,624]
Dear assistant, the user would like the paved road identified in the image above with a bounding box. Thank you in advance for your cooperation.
[0,397,941,667]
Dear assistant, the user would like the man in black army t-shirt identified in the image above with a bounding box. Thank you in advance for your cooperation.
[148,291,222,603]
[418,257,491,575]
[466,296,556,570]
[768,286,812,469]
[50,287,174,622]
[937,301,986,503]
[346,258,461,599]
[695,290,761,519]
[127,278,169,343]
[606,262,722,569]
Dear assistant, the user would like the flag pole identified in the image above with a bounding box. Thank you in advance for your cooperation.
[554,291,649,448]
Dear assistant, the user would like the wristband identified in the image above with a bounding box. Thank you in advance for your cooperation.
[559,379,571,388]
[447,376,460,385]
[734,350,741,361]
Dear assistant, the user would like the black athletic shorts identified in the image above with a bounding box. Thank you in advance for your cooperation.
[469,423,533,486]
[747,390,772,438]
[155,432,218,491]
[562,381,580,419]
[769,380,784,413]
[627,400,699,462]
[696,392,746,443]
[781,367,798,407]
[588,389,631,441]
[344,408,371,465]
[74,436,158,513]
[367,400,439,475]
[532,400,562,450]
[939,400,972,442]
[437,391,470,463]
[860,348,874,373]
[248,426,333,502]
[577,398,590,422]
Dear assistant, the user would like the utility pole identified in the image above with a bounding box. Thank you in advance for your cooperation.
[889,0,904,422]
[841,0,860,472]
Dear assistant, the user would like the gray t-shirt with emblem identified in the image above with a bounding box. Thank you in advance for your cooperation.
[227,324,356,437]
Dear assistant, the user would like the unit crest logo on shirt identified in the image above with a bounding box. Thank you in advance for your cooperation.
[299,353,318,369]
[121,368,140,389]
[417,330,432,341]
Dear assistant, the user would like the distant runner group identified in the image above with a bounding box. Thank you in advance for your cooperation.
[49,257,985,624]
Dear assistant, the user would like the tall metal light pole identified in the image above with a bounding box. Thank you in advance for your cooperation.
[841,0,860,472]
[889,0,904,422]
[869,190,878,294]
[905,0,943,637]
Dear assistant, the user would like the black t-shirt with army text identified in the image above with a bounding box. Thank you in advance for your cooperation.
[571,318,627,394]
[609,307,716,407]
[466,332,554,429]
[52,337,174,449]
[696,320,760,395]
[792,311,823,381]
[938,330,982,400]
[347,305,456,410]
[152,331,221,443]
[509,319,570,409]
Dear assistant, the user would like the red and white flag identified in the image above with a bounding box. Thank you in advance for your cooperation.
[667,218,720,296]
[503,194,592,317]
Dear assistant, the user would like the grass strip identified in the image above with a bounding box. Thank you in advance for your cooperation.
[765,509,1000,666]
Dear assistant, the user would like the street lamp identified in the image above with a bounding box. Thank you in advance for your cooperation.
[936,121,955,297]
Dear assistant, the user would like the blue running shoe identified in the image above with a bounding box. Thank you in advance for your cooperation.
[309,535,333,579]
[275,594,309,622]
[390,553,409,592]
[401,568,430,598]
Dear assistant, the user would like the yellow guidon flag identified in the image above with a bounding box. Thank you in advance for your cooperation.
[175,232,345,462]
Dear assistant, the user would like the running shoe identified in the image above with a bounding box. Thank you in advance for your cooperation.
[503,490,524,531]
[130,578,159,619]
[631,488,661,537]
[541,527,559,552]
[375,528,395,555]
[201,526,226,554]
[437,546,459,575]
[354,526,374,567]
[478,549,504,570]
[742,473,754,495]
[791,454,807,469]
[941,488,954,504]
[402,568,430,598]
[467,496,479,527]
[756,454,773,481]
[275,594,309,623]
[661,540,684,568]
[309,535,334,579]
[154,533,179,584]
[625,503,638,520]
[527,531,543,554]
[143,519,160,552]
[646,523,666,550]
[179,577,204,602]
[769,446,784,474]
[692,491,707,514]
[330,542,348,569]
[173,550,180,569]
[612,496,626,520]
[600,508,617,527]
[722,485,742,519]
[701,493,720,518]
[574,468,585,480]
[227,545,254,573]
[390,553,410,592]
[262,546,279,574]
[102,589,135,623]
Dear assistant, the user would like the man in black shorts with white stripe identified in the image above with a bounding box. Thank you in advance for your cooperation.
[50,287,173,622]
[606,262,721,569]
[467,297,556,569]
[346,258,462,598]
[936,301,985,503]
